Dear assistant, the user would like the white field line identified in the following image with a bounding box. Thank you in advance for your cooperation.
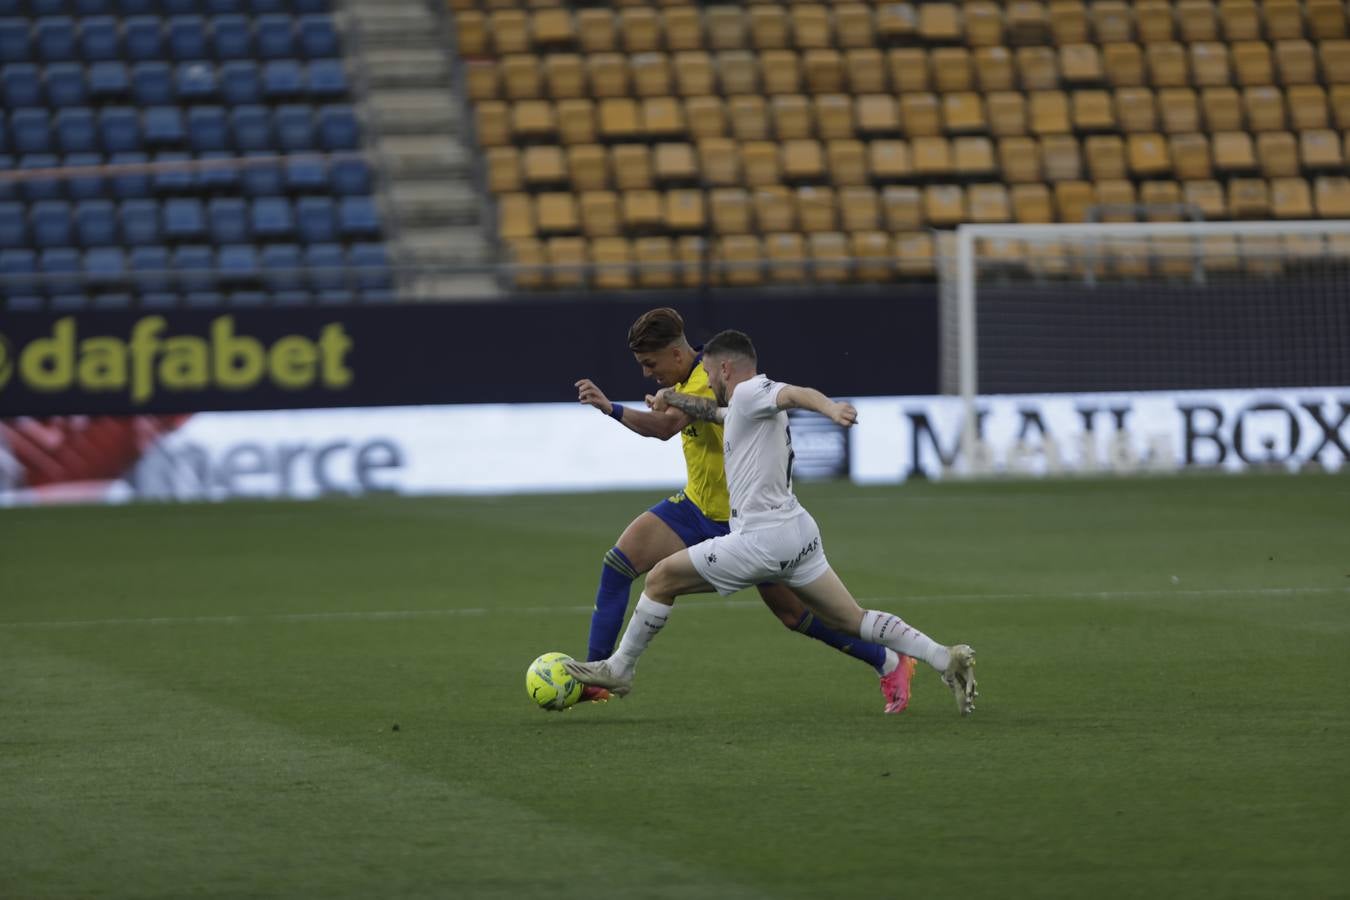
[1,586,1345,630]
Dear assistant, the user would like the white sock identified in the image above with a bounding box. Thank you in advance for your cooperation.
[879,648,900,677]
[611,594,671,676]
[861,610,951,673]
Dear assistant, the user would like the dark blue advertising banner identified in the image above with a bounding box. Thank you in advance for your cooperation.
[0,291,939,416]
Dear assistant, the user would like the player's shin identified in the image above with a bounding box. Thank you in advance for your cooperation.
[860,610,952,673]
[587,547,638,661]
[793,610,889,674]
[610,594,671,676]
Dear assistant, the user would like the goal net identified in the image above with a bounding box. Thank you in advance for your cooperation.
[937,219,1350,477]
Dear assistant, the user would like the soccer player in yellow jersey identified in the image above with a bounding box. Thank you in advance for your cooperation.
[575,308,916,712]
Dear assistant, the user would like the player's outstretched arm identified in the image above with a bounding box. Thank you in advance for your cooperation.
[775,385,858,428]
[576,378,688,440]
[649,389,726,424]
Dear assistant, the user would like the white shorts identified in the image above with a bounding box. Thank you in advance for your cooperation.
[688,510,831,596]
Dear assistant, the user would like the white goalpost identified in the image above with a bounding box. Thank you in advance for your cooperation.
[938,219,1350,477]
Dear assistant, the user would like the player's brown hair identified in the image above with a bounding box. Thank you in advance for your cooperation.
[627,308,686,353]
[703,330,757,365]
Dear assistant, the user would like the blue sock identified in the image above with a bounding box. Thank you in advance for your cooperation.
[794,611,889,674]
[587,547,638,661]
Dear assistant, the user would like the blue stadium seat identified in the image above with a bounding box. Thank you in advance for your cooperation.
[0,155,15,200]
[296,195,335,242]
[88,61,129,100]
[12,108,52,154]
[31,199,72,247]
[79,16,119,60]
[45,61,87,106]
[173,244,213,292]
[123,17,163,61]
[211,14,251,60]
[348,242,391,290]
[207,196,247,242]
[35,17,77,62]
[230,104,270,151]
[65,153,106,200]
[306,58,347,99]
[92,291,134,309]
[298,14,338,59]
[75,0,117,13]
[255,14,294,59]
[226,290,265,306]
[176,62,218,102]
[305,242,343,290]
[145,106,185,147]
[329,156,371,195]
[168,16,209,61]
[196,150,240,191]
[218,243,258,282]
[109,151,150,198]
[187,106,227,152]
[39,247,82,296]
[116,0,158,13]
[0,249,38,304]
[99,107,140,153]
[152,152,192,192]
[0,201,25,248]
[0,19,30,63]
[262,59,301,100]
[119,198,159,245]
[32,1,69,15]
[293,0,329,14]
[318,104,358,151]
[54,107,96,154]
[271,289,310,306]
[338,197,379,239]
[250,195,292,239]
[132,62,173,105]
[185,290,225,307]
[19,153,63,200]
[75,199,116,245]
[249,0,287,13]
[274,104,312,151]
[84,246,125,286]
[141,291,181,308]
[239,151,281,195]
[2,63,41,106]
[205,0,245,13]
[163,0,201,14]
[259,241,301,291]
[129,244,171,292]
[284,154,325,193]
[220,59,260,104]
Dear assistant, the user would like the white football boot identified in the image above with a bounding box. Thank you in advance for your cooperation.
[563,658,634,697]
[942,644,978,715]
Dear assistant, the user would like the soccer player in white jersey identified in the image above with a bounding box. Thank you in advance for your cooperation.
[565,329,978,715]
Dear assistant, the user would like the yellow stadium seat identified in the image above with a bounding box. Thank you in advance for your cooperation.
[782,139,826,182]
[792,4,833,50]
[465,61,499,102]
[895,231,935,279]
[899,93,942,136]
[486,146,522,193]
[965,2,1005,47]
[827,139,868,186]
[1048,1,1089,45]
[498,193,534,240]
[729,95,770,140]
[1232,41,1273,86]
[717,50,760,94]
[489,10,530,55]
[1256,131,1299,176]
[1275,40,1318,85]
[796,186,837,232]
[741,141,782,186]
[1320,40,1350,83]
[809,232,850,283]
[1146,42,1189,87]
[804,49,845,93]
[954,136,997,177]
[1314,176,1350,216]
[1029,90,1071,134]
[622,189,663,233]
[567,144,609,191]
[764,232,808,282]
[1042,134,1083,181]
[968,183,1012,223]
[674,52,716,96]
[598,98,641,141]
[749,4,788,50]
[1183,179,1227,218]
[844,49,887,93]
[1308,0,1347,39]
[1158,87,1200,132]
[838,185,880,232]
[707,6,748,51]
[718,235,763,286]
[1201,86,1243,130]
[632,52,673,98]
[1008,1,1052,46]
[988,91,1028,136]
[876,2,919,44]
[882,186,924,231]
[975,47,1016,91]
[591,237,633,290]
[1170,132,1214,179]
[1218,0,1261,41]
[710,187,752,235]
[925,185,966,227]
[455,11,488,57]
[1270,176,1313,217]
[1178,0,1220,42]
[476,101,511,147]
[611,144,653,190]
[814,95,855,140]
[653,142,698,184]
[1190,42,1232,86]
[1213,130,1258,172]
[1016,47,1059,90]
[931,47,974,93]
[1137,2,1177,43]
[1242,86,1285,131]
[663,6,703,52]
[1301,129,1345,169]
[912,136,954,178]
[665,189,706,232]
[532,9,576,50]
[523,145,567,189]
[587,54,629,98]
[944,93,987,134]
[1053,180,1095,221]
[772,94,815,142]
[580,191,622,238]
[1085,134,1127,179]
[1011,182,1054,222]
[1103,41,1146,87]
[1116,87,1158,132]
[754,186,796,232]
[835,4,877,50]
[1060,43,1104,85]
[869,139,913,181]
[1094,178,1137,221]
[689,138,732,187]
[642,97,686,140]
[999,136,1043,182]
[761,49,802,95]
[506,238,545,290]
[545,237,587,290]
[888,48,930,92]
[578,8,617,53]
[918,3,962,43]
[1331,85,1350,128]
[1073,90,1116,131]
[543,55,585,101]
[513,99,557,142]
[619,8,662,53]
[1092,1,1134,43]
[685,96,727,139]
[536,192,580,235]
[1288,85,1330,129]
[557,99,597,145]
[1228,177,1270,217]
[851,231,893,282]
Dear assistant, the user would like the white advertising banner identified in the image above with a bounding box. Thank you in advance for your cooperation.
[851,387,1349,482]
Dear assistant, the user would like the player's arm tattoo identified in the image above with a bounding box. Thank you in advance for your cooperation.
[661,391,725,424]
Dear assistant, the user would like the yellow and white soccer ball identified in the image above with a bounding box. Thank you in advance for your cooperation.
[525,651,583,711]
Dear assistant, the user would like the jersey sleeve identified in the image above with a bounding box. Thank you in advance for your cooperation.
[737,377,788,419]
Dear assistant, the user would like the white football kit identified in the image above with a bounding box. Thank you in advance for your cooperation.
[689,374,831,595]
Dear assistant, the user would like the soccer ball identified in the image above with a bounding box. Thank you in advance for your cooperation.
[526,651,583,711]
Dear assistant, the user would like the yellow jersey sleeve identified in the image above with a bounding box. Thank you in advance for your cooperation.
[673,358,731,523]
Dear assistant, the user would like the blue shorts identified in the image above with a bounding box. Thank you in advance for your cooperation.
[649,491,730,547]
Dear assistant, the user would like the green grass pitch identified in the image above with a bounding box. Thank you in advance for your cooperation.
[2,474,1348,899]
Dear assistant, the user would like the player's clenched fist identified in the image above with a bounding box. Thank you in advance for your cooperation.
[646,388,673,412]
[828,401,858,427]
[575,379,613,415]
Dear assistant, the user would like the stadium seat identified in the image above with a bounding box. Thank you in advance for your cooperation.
[187,106,228,152]
[80,16,118,61]
[196,150,239,192]
[2,62,41,106]
[132,62,174,105]
[109,151,150,198]
[163,197,206,241]
[307,59,347,99]
[75,199,116,246]
[231,105,272,151]
[220,60,261,104]
[274,104,313,151]
[31,199,72,247]
[88,61,129,100]
[0,18,29,63]
[317,105,359,150]
[213,15,252,60]
[251,195,293,240]
[64,153,105,201]
[123,17,163,61]
[296,195,336,242]
[12,109,52,154]
[35,17,77,63]
[152,151,193,193]
[299,14,339,59]
[44,62,85,106]
[256,14,295,59]
[17,153,62,201]
[305,242,343,291]
[173,244,214,293]
[260,242,303,292]
[167,16,209,62]
[217,243,259,284]
[54,107,96,154]
[207,197,248,243]
[145,106,185,148]
[263,59,302,100]
[0,201,24,248]
[119,199,159,245]
[177,63,218,103]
